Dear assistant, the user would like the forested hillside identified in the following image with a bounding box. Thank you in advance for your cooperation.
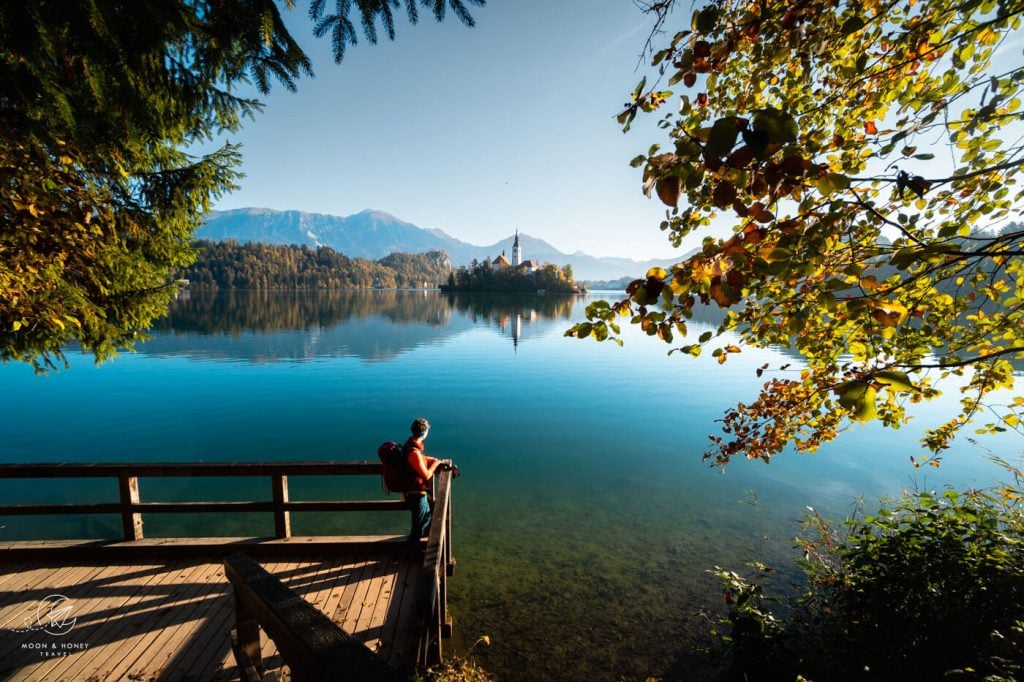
[179,240,451,289]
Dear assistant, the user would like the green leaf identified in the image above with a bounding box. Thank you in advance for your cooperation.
[841,16,865,34]
[837,380,868,409]
[696,7,719,33]
[632,77,647,101]
[752,108,798,144]
[706,118,742,158]
[874,370,914,392]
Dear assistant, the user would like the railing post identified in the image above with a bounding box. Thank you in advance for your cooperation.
[443,488,453,638]
[446,491,454,576]
[118,475,143,540]
[230,583,264,679]
[272,474,291,539]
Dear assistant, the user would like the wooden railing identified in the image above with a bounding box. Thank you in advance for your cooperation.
[0,461,403,541]
[0,461,456,668]
[416,467,455,666]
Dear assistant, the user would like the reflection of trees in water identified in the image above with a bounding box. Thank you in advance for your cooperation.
[152,289,452,336]
[140,290,589,362]
[444,293,577,322]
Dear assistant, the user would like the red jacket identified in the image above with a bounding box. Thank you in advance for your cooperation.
[403,437,431,492]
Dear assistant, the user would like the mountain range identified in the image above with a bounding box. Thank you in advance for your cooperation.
[197,208,681,281]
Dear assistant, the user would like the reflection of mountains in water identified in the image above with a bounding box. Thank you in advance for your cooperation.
[141,290,580,362]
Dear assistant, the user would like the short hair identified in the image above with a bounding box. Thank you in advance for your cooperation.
[410,418,430,437]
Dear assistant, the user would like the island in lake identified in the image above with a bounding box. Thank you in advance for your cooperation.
[440,231,584,294]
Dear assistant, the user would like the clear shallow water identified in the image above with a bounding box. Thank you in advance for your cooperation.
[0,289,1020,680]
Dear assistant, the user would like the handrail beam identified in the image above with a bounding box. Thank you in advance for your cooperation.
[224,552,402,681]
[0,461,382,478]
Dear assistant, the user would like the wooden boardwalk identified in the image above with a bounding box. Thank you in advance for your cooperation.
[0,552,422,681]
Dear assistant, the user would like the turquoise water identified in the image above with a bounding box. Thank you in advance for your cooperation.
[0,289,1020,680]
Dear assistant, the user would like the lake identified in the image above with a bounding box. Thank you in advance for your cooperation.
[1,289,1020,680]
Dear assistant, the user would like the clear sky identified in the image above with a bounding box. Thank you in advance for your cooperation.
[204,1,682,261]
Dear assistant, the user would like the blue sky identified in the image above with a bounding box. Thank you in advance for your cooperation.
[204,1,681,261]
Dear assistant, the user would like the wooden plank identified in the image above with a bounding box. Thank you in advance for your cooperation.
[88,561,215,680]
[0,461,382,478]
[0,555,426,680]
[0,500,408,516]
[33,561,183,681]
[290,557,338,604]
[9,562,144,680]
[375,556,410,661]
[0,563,122,679]
[0,563,107,629]
[83,557,201,679]
[365,556,402,653]
[317,555,365,641]
[385,558,422,670]
[165,564,237,680]
[353,555,393,644]
[0,535,407,561]
[331,555,373,630]
[222,553,402,681]
[39,562,174,680]
[190,560,245,680]
[0,561,31,589]
[92,560,217,681]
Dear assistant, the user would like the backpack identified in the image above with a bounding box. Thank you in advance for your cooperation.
[377,441,416,494]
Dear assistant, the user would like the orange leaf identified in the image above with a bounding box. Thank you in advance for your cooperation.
[864,121,878,135]
[656,176,681,208]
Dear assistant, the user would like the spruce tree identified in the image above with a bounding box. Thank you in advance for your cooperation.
[0,0,483,370]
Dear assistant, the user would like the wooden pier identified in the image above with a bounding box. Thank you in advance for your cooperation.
[0,462,455,681]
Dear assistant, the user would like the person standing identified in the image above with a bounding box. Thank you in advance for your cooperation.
[402,417,448,558]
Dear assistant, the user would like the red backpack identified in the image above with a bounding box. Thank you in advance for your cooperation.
[377,441,417,494]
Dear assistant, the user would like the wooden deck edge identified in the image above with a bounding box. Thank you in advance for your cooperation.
[0,535,408,562]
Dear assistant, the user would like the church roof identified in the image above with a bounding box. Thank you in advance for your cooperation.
[493,254,511,266]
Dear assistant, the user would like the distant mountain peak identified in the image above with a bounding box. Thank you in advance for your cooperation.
[356,208,404,222]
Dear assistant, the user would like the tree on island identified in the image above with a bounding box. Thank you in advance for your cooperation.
[1,0,483,371]
[442,260,580,293]
[570,0,1024,466]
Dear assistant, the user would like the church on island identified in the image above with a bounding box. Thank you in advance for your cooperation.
[491,232,539,273]
[440,230,582,294]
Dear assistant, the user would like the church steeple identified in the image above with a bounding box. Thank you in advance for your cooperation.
[512,230,522,268]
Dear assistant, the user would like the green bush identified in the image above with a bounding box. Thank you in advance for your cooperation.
[709,462,1024,681]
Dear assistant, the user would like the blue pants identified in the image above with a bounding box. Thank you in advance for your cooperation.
[405,493,431,551]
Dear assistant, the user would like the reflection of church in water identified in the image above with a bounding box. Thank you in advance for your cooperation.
[488,231,540,351]
[495,309,540,351]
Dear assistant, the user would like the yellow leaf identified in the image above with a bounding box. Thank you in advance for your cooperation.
[646,267,668,280]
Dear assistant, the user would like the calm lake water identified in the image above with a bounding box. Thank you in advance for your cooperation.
[1,289,1020,680]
